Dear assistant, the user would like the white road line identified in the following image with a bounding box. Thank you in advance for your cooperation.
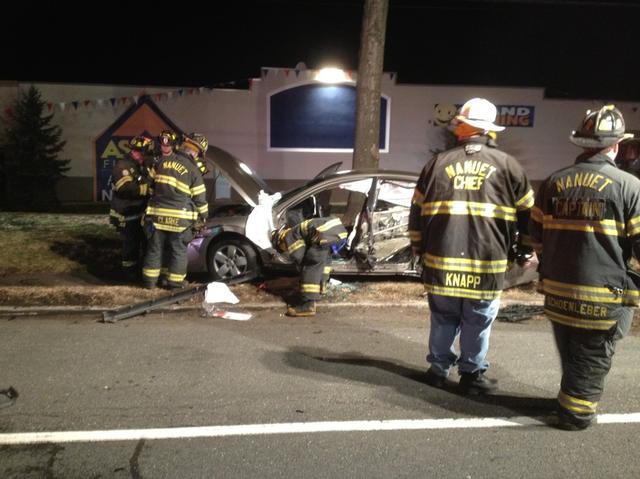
[1,413,640,445]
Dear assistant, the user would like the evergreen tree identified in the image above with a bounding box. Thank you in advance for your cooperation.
[0,86,70,211]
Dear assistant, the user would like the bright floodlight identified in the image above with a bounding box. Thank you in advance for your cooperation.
[315,67,349,84]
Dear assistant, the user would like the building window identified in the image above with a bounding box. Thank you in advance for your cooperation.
[268,83,389,152]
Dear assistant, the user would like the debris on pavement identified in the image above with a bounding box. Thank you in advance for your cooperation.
[0,386,18,409]
[202,282,251,320]
[497,304,545,322]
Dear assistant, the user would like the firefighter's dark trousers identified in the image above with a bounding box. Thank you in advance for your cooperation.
[298,245,331,301]
[120,219,145,279]
[552,309,632,424]
[143,224,193,288]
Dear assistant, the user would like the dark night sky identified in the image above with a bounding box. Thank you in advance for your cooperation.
[3,0,639,100]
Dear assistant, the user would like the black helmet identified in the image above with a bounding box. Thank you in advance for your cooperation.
[570,105,634,149]
[158,130,178,147]
[128,135,154,153]
[182,132,208,157]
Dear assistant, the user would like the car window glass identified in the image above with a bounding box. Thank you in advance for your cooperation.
[284,184,367,231]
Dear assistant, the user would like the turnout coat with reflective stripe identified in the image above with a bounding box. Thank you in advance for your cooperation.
[276,217,348,263]
[529,152,640,330]
[109,156,151,227]
[408,136,534,300]
[145,150,209,233]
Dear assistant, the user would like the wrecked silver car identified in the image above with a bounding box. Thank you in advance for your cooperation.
[187,146,538,287]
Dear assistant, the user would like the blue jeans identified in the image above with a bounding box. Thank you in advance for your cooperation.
[426,294,500,377]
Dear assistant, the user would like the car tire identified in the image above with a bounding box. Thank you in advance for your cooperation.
[207,238,259,282]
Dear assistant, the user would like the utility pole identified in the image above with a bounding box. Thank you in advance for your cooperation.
[352,0,389,169]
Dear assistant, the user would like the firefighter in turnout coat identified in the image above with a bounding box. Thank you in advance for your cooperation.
[273,217,348,317]
[142,133,209,289]
[109,135,155,281]
[409,98,534,395]
[529,105,640,431]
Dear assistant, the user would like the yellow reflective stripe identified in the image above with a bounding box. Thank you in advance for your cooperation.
[542,215,625,236]
[115,175,133,190]
[424,253,508,273]
[168,273,186,282]
[139,183,149,196]
[409,230,421,242]
[288,239,305,254]
[143,268,161,278]
[323,266,332,274]
[338,232,347,239]
[558,391,598,414]
[542,279,621,304]
[154,224,187,232]
[146,206,198,220]
[545,308,616,330]
[155,175,191,195]
[300,220,312,236]
[623,289,640,305]
[423,283,502,300]
[197,204,209,214]
[301,284,321,293]
[627,215,640,227]
[412,189,425,205]
[316,218,343,232]
[530,206,544,223]
[515,189,534,209]
[421,201,516,222]
[122,260,137,267]
[191,184,206,196]
[627,215,640,235]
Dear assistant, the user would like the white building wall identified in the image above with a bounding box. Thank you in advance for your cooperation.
[2,72,639,202]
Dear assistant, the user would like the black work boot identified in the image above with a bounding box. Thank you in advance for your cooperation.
[458,370,497,395]
[424,368,446,389]
[553,408,593,431]
[286,301,316,317]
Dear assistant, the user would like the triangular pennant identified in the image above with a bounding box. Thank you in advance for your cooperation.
[84,100,92,108]
[72,101,79,110]
[47,102,53,112]
[97,99,104,107]
[59,102,66,111]
[261,68,268,78]
[132,95,139,104]
[284,69,290,77]
[295,69,300,78]
[167,91,173,99]
[389,72,395,81]
[120,96,128,105]
[198,87,204,95]
[178,89,184,96]
[110,98,116,107]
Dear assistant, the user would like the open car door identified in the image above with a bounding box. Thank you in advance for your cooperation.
[343,178,417,275]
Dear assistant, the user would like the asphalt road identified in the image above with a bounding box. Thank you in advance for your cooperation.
[1,306,639,478]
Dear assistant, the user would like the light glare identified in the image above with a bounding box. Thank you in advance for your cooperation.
[315,68,349,84]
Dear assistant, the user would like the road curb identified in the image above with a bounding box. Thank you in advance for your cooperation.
[0,299,544,317]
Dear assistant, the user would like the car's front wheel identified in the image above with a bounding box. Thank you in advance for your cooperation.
[207,238,259,282]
